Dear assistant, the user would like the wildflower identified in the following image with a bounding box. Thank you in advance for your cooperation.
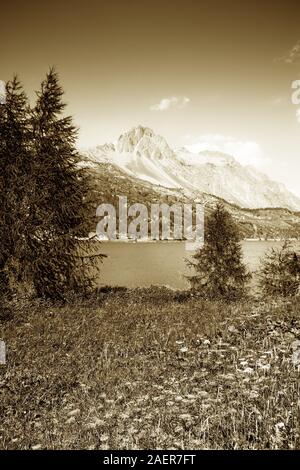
[291,339,300,350]
[201,403,211,411]
[292,349,300,366]
[249,391,259,399]
[66,416,76,424]
[257,361,271,371]
[174,396,183,402]
[228,325,238,333]
[240,359,248,366]
[242,367,254,374]
[198,391,209,399]
[67,408,80,417]
[179,413,192,420]
[86,418,105,429]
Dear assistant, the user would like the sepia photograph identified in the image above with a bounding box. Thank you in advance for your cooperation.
[1,0,300,463]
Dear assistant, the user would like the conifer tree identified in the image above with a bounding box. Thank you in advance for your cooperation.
[29,68,95,299]
[0,77,33,295]
[187,203,251,300]
[258,242,300,297]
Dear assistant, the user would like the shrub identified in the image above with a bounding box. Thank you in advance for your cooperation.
[258,241,300,297]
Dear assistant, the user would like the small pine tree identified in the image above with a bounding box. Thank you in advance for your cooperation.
[187,203,251,300]
[0,77,33,295]
[258,241,300,297]
[29,68,99,299]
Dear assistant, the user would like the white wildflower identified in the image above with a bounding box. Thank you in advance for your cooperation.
[292,349,300,366]
[242,367,254,374]
[291,339,300,350]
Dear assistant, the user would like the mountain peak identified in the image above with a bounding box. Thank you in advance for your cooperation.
[117,126,155,153]
[117,125,174,161]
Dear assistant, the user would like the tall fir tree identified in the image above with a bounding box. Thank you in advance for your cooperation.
[0,77,33,296]
[30,68,95,299]
[187,203,251,300]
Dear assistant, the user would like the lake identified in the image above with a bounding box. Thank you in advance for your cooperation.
[97,240,300,290]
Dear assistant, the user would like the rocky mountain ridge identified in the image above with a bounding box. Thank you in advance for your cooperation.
[84,125,300,211]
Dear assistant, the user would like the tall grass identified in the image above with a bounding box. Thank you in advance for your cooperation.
[1,288,300,449]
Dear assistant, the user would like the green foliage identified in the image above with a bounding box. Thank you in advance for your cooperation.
[258,241,300,297]
[187,203,251,300]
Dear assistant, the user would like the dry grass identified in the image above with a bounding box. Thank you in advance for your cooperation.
[0,288,300,449]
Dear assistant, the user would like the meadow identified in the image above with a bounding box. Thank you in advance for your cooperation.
[1,287,300,450]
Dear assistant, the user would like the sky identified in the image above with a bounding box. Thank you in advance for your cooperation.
[1,0,300,196]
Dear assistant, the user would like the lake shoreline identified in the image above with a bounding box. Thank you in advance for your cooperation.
[87,237,300,243]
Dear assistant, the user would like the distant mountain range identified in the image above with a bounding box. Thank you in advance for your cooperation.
[83,125,300,211]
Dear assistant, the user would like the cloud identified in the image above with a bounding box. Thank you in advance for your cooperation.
[150,96,190,111]
[184,134,267,167]
[275,40,300,64]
